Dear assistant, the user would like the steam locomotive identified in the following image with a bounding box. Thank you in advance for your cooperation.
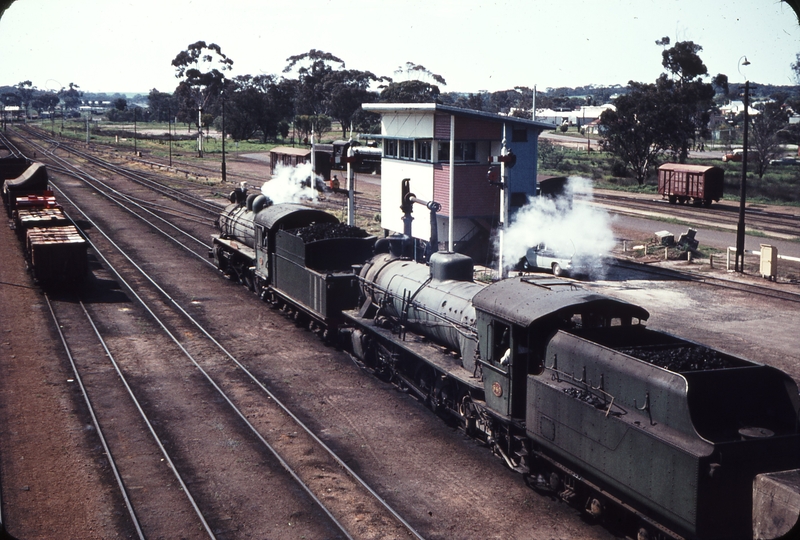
[211,187,800,540]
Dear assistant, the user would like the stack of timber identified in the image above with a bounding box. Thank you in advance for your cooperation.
[25,225,87,285]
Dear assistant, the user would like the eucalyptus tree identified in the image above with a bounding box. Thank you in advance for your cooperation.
[283,49,345,116]
[58,83,82,110]
[600,40,718,182]
[171,41,233,154]
[600,81,673,184]
[15,80,35,117]
[283,49,383,136]
[750,100,790,178]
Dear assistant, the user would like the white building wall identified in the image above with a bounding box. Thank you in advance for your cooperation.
[381,113,435,139]
[380,159,434,239]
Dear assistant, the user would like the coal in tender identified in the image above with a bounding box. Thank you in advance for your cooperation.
[292,222,369,242]
[620,345,735,372]
[563,387,608,409]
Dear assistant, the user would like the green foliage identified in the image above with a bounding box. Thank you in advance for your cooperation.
[379,80,440,103]
[750,100,790,178]
[293,114,331,142]
[147,89,177,123]
[58,82,82,109]
[599,82,670,184]
[610,159,629,178]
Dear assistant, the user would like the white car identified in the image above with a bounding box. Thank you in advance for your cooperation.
[523,243,603,278]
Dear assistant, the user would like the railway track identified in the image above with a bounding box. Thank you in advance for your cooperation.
[17,125,226,216]
[43,293,212,538]
[5,126,428,539]
[594,191,800,240]
[608,257,800,305]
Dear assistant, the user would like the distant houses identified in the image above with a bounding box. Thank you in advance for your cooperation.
[532,104,616,128]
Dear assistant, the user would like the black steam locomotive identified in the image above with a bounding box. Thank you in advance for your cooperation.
[211,188,800,540]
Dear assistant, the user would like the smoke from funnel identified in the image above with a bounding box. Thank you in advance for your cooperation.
[500,176,615,272]
[260,162,321,204]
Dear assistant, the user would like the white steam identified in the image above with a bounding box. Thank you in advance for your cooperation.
[260,162,321,204]
[501,176,615,273]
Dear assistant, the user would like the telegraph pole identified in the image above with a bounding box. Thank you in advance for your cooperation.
[221,90,227,182]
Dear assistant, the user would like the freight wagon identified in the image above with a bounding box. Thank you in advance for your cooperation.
[657,163,724,207]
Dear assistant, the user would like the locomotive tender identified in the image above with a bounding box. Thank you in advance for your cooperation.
[211,189,800,540]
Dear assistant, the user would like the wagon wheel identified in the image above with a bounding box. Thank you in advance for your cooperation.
[458,394,478,434]
[703,198,712,208]
[242,272,255,292]
[668,195,677,204]
[415,366,436,407]
[437,380,455,411]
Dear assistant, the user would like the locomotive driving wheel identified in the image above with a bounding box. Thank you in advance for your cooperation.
[415,365,436,408]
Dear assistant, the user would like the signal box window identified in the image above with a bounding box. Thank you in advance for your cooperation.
[399,140,414,159]
[416,140,432,161]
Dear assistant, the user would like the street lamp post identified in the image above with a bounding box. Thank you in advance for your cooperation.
[133,107,138,155]
[734,56,750,273]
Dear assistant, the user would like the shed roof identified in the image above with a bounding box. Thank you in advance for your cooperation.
[362,103,556,131]
[658,163,722,174]
[270,146,311,157]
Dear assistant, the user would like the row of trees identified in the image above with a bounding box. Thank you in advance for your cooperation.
[1,81,84,116]
[160,43,617,144]
[159,44,454,144]
[599,38,800,182]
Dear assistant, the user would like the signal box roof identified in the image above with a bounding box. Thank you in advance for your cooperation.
[362,103,556,131]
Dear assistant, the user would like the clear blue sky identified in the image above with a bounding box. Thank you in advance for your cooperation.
[1,0,798,95]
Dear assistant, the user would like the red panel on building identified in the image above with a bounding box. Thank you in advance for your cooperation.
[434,164,499,219]
[435,114,503,141]
[434,114,451,139]
[455,117,503,140]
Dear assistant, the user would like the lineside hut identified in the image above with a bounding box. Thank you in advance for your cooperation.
[269,146,331,182]
[361,103,555,264]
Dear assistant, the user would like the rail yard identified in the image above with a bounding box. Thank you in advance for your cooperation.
[1,125,800,540]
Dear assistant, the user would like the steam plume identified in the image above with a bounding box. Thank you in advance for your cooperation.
[260,162,321,204]
[500,176,615,273]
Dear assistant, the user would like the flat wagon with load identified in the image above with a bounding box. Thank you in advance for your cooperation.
[2,159,88,287]
[657,163,724,207]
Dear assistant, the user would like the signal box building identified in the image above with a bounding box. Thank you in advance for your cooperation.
[361,103,554,261]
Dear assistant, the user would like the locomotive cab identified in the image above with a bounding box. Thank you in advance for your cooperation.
[478,317,542,419]
[474,276,649,420]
